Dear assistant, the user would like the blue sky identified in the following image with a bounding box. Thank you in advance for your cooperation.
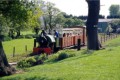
[44,0,120,17]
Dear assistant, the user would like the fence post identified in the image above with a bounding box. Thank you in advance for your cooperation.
[101,36,102,44]
[106,35,107,41]
[25,45,27,53]
[104,33,105,42]
[13,46,15,57]
[77,39,81,50]
[110,34,112,39]
[34,39,36,48]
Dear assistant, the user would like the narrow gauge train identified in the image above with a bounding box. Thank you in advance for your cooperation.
[32,26,86,55]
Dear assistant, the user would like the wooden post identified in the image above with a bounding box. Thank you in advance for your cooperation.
[13,46,15,57]
[34,39,36,48]
[106,35,107,41]
[101,36,102,43]
[25,45,27,53]
[77,39,81,50]
[111,34,112,39]
[104,33,105,42]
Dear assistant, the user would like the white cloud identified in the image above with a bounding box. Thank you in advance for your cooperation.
[44,0,120,16]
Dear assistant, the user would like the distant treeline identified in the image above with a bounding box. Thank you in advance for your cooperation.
[64,14,120,20]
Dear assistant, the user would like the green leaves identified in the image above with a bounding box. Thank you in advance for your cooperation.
[109,5,120,16]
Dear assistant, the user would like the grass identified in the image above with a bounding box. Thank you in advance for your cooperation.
[105,35,120,47]
[2,39,34,62]
[1,37,120,80]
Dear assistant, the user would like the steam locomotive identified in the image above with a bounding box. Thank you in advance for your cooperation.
[32,26,86,55]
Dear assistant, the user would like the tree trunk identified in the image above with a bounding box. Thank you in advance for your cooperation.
[9,29,14,39]
[86,0,101,50]
[43,16,47,30]
[0,40,15,77]
[16,30,21,38]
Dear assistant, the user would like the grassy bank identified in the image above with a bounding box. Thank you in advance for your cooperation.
[1,37,120,80]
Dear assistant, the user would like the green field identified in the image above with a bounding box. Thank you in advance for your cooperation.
[2,39,34,62]
[1,37,120,80]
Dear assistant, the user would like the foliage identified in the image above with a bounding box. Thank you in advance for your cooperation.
[116,28,120,33]
[3,35,12,41]
[17,54,48,68]
[0,0,42,38]
[47,50,76,62]
[17,35,25,39]
[34,54,48,64]
[25,34,33,39]
[41,1,65,31]
[0,15,9,35]
[57,52,69,60]
[109,5,120,16]
[27,5,42,30]
[17,57,36,68]
[106,24,113,33]
[40,53,48,60]
[47,54,58,62]
[64,15,84,27]
[109,19,120,32]
[0,35,12,41]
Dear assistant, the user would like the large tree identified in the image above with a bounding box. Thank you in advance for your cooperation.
[86,0,101,50]
[0,0,35,76]
[41,1,62,32]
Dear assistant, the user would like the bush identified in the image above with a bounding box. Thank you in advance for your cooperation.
[25,35,33,39]
[3,36,12,41]
[17,59,31,68]
[17,57,36,68]
[40,53,48,60]
[17,35,25,39]
[26,57,36,65]
[57,52,69,61]
[47,54,58,62]
[33,54,48,65]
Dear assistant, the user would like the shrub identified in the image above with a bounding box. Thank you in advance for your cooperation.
[17,57,36,68]
[17,35,25,39]
[25,34,33,39]
[47,54,58,62]
[34,54,47,65]
[3,36,12,41]
[17,59,31,68]
[57,52,69,61]
[34,55,42,61]
[26,57,36,65]
[40,53,48,60]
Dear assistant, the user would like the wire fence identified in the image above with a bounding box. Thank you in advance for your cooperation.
[99,33,119,44]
